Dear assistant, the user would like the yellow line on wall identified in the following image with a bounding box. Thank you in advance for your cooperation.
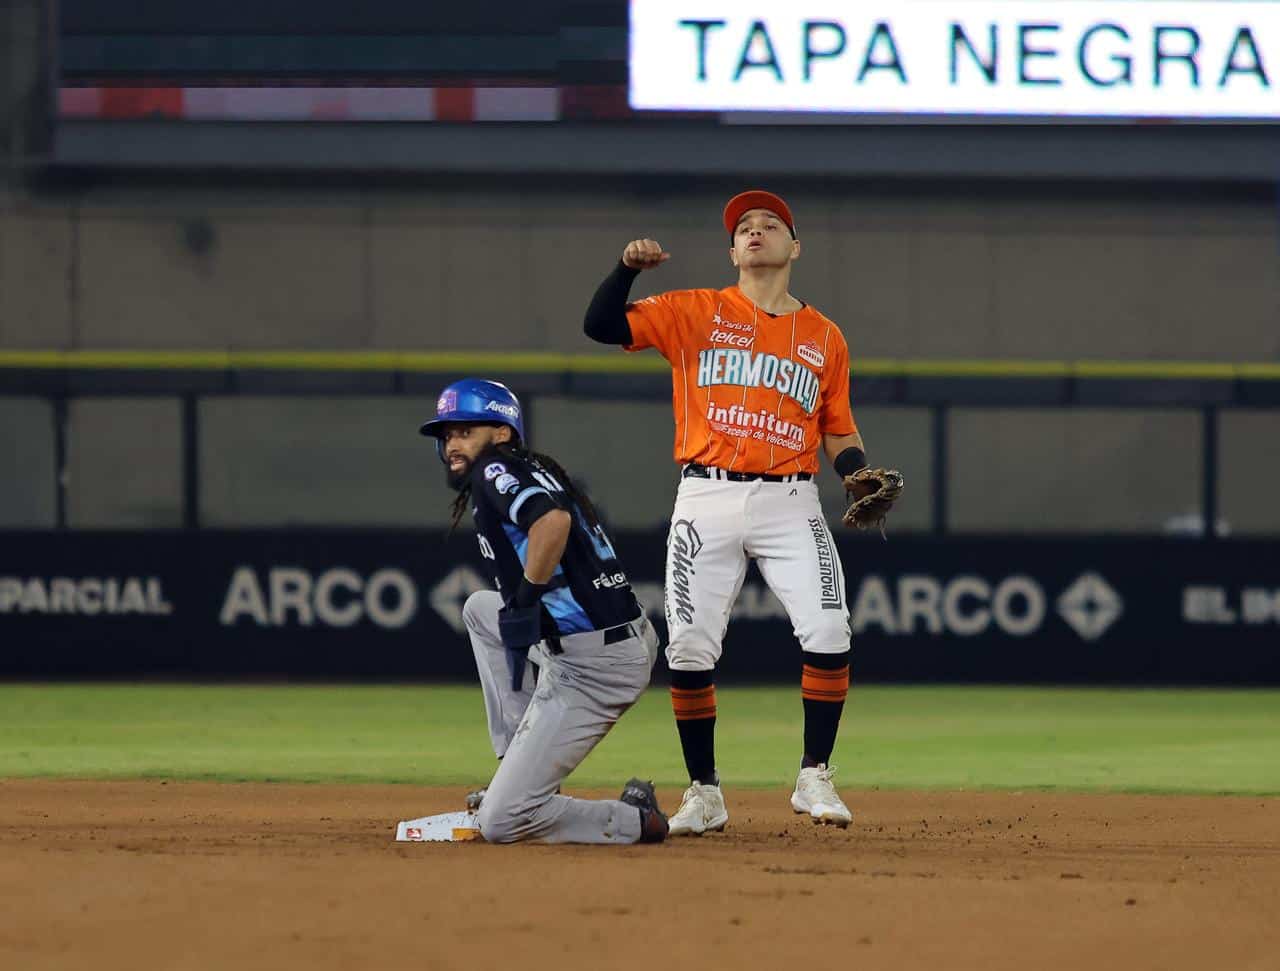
[1073,361,1239,380]
[865,359,1072,378]
[0,350,1275,381]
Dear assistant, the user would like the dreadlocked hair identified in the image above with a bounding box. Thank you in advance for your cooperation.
[449,483,472,534]
[446,439,602,536]
[496,442,603,531]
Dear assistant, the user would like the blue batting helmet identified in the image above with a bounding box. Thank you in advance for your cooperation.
[419,379,526,459]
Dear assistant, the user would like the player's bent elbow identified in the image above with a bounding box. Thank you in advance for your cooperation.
[583,312,633,346]
[582,313,607,343]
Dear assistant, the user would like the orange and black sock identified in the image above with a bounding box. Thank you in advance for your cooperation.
[801,651,850,768]
[670,669,718,785]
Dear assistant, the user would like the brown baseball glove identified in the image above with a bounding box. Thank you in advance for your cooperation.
[842,467,905,533]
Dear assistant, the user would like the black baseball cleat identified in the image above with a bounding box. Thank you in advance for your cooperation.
[620,777,669,844]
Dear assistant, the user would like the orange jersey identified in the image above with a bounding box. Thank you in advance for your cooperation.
[625,285,857,476]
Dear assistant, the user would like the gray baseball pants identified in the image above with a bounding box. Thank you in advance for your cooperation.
[463,590,659,845]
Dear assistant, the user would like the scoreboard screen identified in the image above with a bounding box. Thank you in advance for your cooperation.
[631,1,1280,121]
[61,0,1279,123]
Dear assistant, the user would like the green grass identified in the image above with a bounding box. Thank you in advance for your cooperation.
[1,684,1277,794]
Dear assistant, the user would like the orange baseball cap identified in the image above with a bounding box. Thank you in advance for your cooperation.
[723,190,796,238]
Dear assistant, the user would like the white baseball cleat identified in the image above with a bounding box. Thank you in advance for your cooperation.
[791,764,853,827]
[699,783,729,832]
[668,781,729,836]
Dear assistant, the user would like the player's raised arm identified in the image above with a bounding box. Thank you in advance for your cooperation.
[582,239,670,346]
[622,238,670,271]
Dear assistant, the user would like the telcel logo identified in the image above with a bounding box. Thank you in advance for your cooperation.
[709,328,754,347]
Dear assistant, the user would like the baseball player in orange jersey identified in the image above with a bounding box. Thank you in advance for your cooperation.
[583,190,872,833]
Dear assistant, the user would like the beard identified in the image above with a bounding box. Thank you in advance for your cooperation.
[445,459,471,491]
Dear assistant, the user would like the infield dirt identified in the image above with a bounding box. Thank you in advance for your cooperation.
[1,781,1275,971]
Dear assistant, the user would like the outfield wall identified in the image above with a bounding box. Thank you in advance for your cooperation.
[4,182,1278,363]
[2,531,1277,684]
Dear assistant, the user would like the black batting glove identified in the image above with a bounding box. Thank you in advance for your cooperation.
[499,604,543,691]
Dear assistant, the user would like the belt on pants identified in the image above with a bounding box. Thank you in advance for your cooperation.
[682,463,813,484]
[553,616,647,654]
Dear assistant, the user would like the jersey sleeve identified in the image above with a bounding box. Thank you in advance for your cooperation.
[623,291,686,360]
[473,455,567,532]
[818,329,858,437]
